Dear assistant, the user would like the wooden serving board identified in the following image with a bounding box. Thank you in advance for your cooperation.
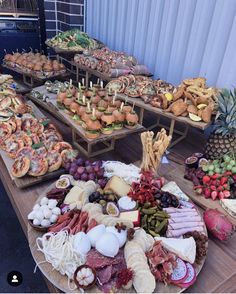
[163,163,236,226]
[27,86,145,144]
[0,101,65,189]
[27,181,207,294]
[2,64,69,82]
[117,94,211,131]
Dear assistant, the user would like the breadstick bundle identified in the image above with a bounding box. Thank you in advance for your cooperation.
[140,128,171,174]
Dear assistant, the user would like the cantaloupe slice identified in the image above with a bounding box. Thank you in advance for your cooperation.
[189,113,202,122]
[165,93,173,101]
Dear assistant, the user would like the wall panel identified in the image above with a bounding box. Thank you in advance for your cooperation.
[86,0,236,88]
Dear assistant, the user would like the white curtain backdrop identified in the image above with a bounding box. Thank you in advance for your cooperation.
[86,0,236,89]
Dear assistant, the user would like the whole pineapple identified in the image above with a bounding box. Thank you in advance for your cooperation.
[205,89,236,160]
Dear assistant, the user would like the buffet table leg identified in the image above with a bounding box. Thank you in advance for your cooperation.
[72,130,116,157]
[23,74,34,87]
[169,123,189,148]
[139,108,144,124]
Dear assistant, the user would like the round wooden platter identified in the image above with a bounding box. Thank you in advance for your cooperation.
[27,182,208,293]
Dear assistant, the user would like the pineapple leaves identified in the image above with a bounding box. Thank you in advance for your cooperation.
[218,98,226,113]
[220,88,230,98]
[215,111,221,121]
[214,88,236,136]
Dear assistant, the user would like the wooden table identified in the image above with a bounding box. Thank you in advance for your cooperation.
[27,86,145,157]
[117,94,211,148]
[1,152,236,293]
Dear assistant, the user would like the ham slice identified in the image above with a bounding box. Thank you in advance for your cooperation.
[168,221,204,230]
[168,210,198,217]
[169,215,201,223]
[167,226,204,238]
[164,207,196,213]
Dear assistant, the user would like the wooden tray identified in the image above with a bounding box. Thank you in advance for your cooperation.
[46,39,105,56]
[2,64,69,82]
[117,94,211,131]
[27,181,207,293]
[164,164,236,226]
[0,101,65,189]
[27,86,145,144]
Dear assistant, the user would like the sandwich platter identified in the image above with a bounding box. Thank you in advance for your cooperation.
[27,157,208,293]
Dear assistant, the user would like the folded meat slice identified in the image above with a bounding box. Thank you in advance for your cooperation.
[166,226,204,238]
[97,265,113,284]
[86,249,119,269]
[169,215,201,223]
[167,211,199,218]
[164,207,196,213]
[169,221,204,230]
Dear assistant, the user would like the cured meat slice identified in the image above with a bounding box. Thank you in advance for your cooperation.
[86,249,123,269]
[97,277,118,293]
[97,265,112,284]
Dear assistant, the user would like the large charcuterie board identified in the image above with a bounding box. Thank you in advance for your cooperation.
[0,101,65,188]
[27,181,208,293]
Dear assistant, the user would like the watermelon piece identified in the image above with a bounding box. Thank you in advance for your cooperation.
[170,258,188,284]
[176,263,196,288]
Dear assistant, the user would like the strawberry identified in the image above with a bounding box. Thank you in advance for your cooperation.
[212,173,220,179]
[224,171,232,176]
[220,177,228,185]
[223,190,231,198]
[204,188,211,198]
[211,180,217,186]
[223,183,229,189]
[210,185,217,191]
[211,191,218,200]
[216,179,221,186]
[202,175,211,184]
[217,186,223,192]
[218,191,225,199]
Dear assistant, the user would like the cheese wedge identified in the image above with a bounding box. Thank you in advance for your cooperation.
[155,236,196,264]
[104,175,131,197]
[161,181,189,201]
[220,199,236,218]
[64,186,83,205]
[118,210,140,227]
